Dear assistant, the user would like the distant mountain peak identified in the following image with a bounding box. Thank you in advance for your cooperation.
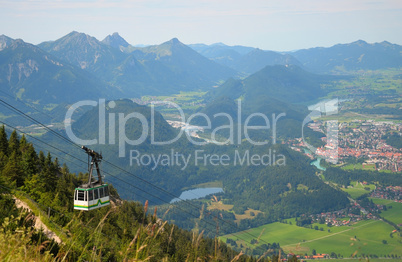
[167,37,181,45]
[9,39,36,51]
[352,39,368,46]
[38,31,127,70]
[102,32,130,49]
[379,40,394,47]
[54,31,101,47]
[65,31,88,38]
[154,38,186,53]
[0,34,14,51]
[250,48,263,53]
[211,42,227,47]
[136,37,194,59]
[11,38,24,45]
[0,36,117,104]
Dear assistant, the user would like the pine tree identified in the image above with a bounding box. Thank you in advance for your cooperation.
[53,157,60,173]
[0,125,8,155]
[2,151,23,187]
[19,135,27,151]
[8,130,20,156]
[20,143,38,178]
[61,163,70,175]
[23,173,44,200]
[38,151,45,168]
[0,151,7,172]
[40,152,57,192]
[55,172,76,211]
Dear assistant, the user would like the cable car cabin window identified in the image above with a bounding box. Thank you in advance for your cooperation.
[88,190,93,201]
[104,186,109,196]
[77,191,85,201]
[99,187,104,198]
[94,189,99,200]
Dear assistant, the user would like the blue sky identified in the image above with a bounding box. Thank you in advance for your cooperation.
[1,0,401,51]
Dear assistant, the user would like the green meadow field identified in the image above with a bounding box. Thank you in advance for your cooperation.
[342,181,376,199]
[222,219,402,257]
[342,163,376,171]
[342,188,370,199]
[371,198,402,226]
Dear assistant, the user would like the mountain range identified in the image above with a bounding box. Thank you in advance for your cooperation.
[189,43,302,75]
[38,32,236,97]
[190,40,402,74]
[1,31,401,112]
[0,35,116,104]
[291,40,402,73]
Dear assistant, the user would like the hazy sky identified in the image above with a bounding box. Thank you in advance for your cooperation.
[1,0,401,51]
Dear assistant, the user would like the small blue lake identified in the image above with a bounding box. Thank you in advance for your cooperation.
[311,157,326,171]
[303,148,326,171]
[170,187,223,203]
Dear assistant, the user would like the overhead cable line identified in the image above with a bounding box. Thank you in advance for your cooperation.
[0,99,274,250]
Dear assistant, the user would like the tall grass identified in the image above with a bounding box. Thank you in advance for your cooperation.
[2,197,253,262]
[0,212,56,262]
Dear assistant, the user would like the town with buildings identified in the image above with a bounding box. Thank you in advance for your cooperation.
[289,185,402,233]
[289,120,402,172]
[370,186,402,203]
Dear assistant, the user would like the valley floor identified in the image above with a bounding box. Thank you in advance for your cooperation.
[222,201,402,258]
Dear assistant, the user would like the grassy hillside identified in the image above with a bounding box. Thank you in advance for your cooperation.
[0,126,263,261]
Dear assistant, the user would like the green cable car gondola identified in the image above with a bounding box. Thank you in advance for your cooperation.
[74,146,110,211]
